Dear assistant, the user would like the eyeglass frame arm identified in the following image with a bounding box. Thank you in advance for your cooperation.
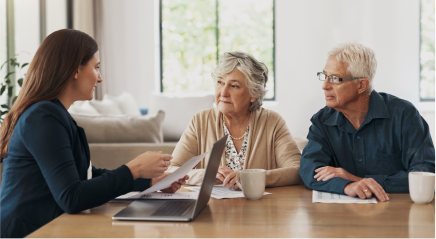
[317,72,363,82]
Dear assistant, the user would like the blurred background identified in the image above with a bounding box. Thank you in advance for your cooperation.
[0,0,434,140]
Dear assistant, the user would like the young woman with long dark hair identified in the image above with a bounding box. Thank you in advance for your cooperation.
[0,29,187,238]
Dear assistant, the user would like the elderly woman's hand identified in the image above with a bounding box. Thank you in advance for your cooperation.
[216,166,234,183]
[151,172,189,193]
[222,170,241,190]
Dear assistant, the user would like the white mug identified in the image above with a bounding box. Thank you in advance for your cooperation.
[236,169,266,200]
[409,172,435,204]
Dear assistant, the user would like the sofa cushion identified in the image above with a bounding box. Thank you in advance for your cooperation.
[104,92,141,116]
[150,93,215,141]
[71,110,165,143]
[89,142,177,170]
[89,98,123,115]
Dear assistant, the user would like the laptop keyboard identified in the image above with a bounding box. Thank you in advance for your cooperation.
[151,201,195,217]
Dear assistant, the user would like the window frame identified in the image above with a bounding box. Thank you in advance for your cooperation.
[159,0,276,101]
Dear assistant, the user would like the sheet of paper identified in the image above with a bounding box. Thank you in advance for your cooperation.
[185,186,271,199]
[114,191,198,200]
[312,190,377,204]
[127,151,210,199]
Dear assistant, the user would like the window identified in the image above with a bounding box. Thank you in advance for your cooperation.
[0,0,7,105]
[420,0,435,101]
[161,0,275,100]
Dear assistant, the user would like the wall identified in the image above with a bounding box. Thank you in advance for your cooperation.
[101,0,435,141]
[101,0,155,106]
[270,0,432,138]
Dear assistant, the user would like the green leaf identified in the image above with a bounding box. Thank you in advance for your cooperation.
[21,63,29,69]
[7,86,13,98]
[1,104,8,108]
[0,61,8,70]
[5,79,10,84]
[17,78,23,87]
[4,71,15,79]
[0,85,5,95]
[10,58,19,67]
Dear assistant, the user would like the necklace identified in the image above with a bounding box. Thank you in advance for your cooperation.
[223,117,249,141]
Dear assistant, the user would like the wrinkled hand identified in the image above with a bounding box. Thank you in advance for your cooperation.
[222,170,240,190]
[216,166,234,183]
[314,166,362,182]
[344,178,389,202]
[126,151,172,179]
[151,172,190,193]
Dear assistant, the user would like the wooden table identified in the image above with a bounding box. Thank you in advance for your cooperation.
[27,185,435,238]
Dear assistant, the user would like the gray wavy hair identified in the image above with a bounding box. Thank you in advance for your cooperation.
[212,51,268,112]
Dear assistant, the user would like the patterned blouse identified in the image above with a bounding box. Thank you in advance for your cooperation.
[223,121,250,171]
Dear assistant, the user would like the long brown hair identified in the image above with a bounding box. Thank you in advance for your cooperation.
[0,29,98,160]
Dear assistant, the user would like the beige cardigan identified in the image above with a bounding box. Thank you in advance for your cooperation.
[168,107,302,187]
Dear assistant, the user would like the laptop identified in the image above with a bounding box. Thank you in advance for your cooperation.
[112,135,227,222]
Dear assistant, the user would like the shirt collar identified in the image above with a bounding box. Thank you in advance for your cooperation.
[323,90,390,132]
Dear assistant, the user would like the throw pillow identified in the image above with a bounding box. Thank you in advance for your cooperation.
[71,110,165,143]
[104,92,141,116]
[89,98,123,115]
[149,92,215,141]
[68,101,99,115]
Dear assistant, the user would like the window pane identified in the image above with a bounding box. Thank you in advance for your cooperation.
[0,0,7,105]
[161,0,217,93]
[420,0,435,100]
[218,0,274,99]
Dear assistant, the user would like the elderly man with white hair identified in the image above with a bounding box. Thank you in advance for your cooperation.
[300,42,435,202]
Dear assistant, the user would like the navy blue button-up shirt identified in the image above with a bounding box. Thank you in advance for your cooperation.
[299,91,435,194]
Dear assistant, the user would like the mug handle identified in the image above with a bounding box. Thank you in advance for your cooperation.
[235,171,243,191]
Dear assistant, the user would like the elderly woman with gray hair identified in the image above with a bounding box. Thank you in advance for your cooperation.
[168,51,302,189]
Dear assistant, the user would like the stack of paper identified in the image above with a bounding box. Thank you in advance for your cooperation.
[186,186,271,199]
[312,190,377,204]
[114,191,198,200]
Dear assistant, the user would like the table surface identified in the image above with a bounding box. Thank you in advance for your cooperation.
[27,185,435,238]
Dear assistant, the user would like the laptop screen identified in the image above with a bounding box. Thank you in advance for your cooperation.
[191,135,227,219]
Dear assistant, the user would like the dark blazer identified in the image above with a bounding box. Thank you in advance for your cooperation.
[0,99,150,238]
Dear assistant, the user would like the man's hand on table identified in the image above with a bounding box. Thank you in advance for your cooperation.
[151,172,189,193]
[344,178,390,202]
[314,166,363,182]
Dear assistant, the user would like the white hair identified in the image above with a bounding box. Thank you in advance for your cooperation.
[212,51,268,112]
[328,42,377,93]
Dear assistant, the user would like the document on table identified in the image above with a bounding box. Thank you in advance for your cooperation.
[113,191,199,201]
[126,151,210,199]
[312,190,377,204]
[185,185,271,199]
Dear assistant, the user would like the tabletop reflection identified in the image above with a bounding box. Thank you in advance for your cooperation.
[409,203,436,239]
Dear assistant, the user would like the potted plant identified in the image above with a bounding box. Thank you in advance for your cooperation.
[0,57,28,122]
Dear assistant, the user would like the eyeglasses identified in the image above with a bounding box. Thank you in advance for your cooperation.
[317,72,363,84]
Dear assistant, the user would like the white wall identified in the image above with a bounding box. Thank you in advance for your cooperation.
[101,0,435,140]
[270,0,428,138]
